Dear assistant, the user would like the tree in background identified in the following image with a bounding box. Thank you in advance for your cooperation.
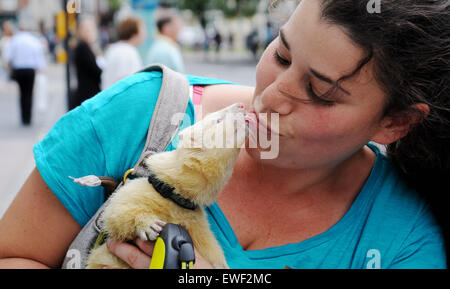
[177,0,260,27]
[214,0,260,18]
[108,0,121,11]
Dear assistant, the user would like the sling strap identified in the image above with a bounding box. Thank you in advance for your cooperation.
[61,64,191,269]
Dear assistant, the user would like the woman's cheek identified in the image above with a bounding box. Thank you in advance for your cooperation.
[293,108,341,141]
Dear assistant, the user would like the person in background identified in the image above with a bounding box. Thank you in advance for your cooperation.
[72,18,102,110]
[39,20,56,63]
[146,9,184,73]
[0,21,14,80]
[101,17,146,90]
[5,20,46,126]
[211,26,223,59]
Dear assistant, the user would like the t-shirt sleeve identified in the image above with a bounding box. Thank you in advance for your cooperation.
[390,205,447,269]
[33,105,106,227]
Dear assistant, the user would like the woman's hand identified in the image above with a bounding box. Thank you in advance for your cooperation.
[104,238,153,269]
[105,238,214,269]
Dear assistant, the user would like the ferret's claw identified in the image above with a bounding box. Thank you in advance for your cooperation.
[138,230,148,242]
[150,223,163,233]
[136,219,166,241]
[145,219,166,241]
[146,228,158,241]
[155,220,166,227]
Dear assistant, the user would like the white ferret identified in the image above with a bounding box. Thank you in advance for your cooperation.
[86,103,250,269]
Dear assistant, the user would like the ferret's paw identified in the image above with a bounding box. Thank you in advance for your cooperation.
[136,219,166,241]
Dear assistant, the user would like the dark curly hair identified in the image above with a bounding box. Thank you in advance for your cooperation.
[319,0,450,265]
[272,0,450,265]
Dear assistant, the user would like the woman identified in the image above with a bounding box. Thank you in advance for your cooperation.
[101,17,146,90]
[0,0,448,268]
[71,18,103,110]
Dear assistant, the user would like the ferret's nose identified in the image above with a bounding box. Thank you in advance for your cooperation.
[236,103,245,110]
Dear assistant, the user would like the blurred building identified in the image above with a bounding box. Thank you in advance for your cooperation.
[0,0,19,26]
[0,0,60,31]
[0,0,113,32]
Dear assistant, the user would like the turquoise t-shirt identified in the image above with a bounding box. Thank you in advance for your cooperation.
[33,72,446,269]
[206,143,446,269]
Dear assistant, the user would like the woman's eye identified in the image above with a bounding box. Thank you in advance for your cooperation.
[306,82,335,106]
[273,51,291,66]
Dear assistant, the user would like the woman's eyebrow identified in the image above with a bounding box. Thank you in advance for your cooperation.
[281,28,350,95]
[279,29,290,50]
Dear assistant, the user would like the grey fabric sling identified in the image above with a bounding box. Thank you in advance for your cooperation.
[62,64,190,269]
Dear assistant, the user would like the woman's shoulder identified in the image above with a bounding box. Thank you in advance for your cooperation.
[356,144,446,268]
[368,144,429,212]
[199,81,254,117]
[82,71,163,114]
[365,143,441,236]
[105,71,255,117]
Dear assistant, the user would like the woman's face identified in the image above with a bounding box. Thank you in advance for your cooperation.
[249,0,387,169]
[79,19,98,44]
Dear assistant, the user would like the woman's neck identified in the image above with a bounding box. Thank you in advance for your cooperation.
[234,146,376,201]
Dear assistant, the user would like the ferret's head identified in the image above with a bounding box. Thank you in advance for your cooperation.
[178,103,249,151]
[146,103,249,206]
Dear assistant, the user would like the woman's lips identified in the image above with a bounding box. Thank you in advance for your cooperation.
[248,108,281,137]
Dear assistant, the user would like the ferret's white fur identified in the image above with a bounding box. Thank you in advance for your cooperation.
[86,103,248,269]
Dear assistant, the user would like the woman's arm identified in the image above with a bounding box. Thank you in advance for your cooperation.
[200,84,254,119]
[0,168,81,268]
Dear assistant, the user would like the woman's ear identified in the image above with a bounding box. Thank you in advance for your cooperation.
[371,103,429,145]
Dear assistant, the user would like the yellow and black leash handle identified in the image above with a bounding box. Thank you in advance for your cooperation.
[149,223,195,269]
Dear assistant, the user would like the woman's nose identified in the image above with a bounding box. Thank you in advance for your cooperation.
[261,83,294,115]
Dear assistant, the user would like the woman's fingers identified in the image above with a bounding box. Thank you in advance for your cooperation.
[135,237,155,256]
[106,238,152,269]
[104,237,218,269]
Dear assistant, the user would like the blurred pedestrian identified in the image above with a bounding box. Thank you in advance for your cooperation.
[228,32,234,51]
[211,26,223,61]
[72,18,102,110]
[246,28,259,60]
[265,21,277,48]
[146,9,184,73]
[212,27,222,53]
[5,21,46,126]
[102,17,146,90]
[0,21,14,80]
[39,20,57,63]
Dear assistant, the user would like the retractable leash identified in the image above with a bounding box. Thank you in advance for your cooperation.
[150,223,196,269]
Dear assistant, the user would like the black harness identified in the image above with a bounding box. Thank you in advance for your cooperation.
[147,173,198,211]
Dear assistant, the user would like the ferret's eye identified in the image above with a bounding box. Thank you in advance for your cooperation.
[216,118,223,124]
